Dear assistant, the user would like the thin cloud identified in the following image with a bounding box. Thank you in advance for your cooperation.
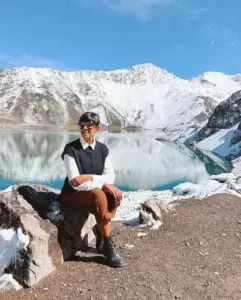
[0,54,65,69]
[80,0,173,18]
[181,7,209,21]
[203,26,239,47]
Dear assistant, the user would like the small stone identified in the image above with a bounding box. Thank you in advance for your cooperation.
[43,287,48,291]
[185,242,190,247]
[237,221,241,224]
[137,232,147,238]
[34,294,37,298]
[124,244,135,249]
[199,251,209,256]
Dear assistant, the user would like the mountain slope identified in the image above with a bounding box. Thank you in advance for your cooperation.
[0,64,241,140]
[187,90,241,145]
[188,91,241,168]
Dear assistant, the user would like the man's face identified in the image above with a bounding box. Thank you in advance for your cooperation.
[78,122,100,141]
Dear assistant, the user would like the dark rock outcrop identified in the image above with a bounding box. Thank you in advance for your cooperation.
[186,90,241,144]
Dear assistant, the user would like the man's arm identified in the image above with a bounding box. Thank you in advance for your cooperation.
[92,155,115,185]
[63,154,103,191]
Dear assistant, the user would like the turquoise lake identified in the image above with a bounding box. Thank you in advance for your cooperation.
[0,131,232,192]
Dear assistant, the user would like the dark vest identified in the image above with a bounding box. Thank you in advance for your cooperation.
[60,138,109,194]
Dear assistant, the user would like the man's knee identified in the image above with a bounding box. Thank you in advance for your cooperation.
[90,189,114,220]
[90,189,107,200]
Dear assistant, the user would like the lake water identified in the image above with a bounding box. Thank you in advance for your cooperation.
[0,131,231,192]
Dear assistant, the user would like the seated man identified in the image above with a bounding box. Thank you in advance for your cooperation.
[59,111,124,267]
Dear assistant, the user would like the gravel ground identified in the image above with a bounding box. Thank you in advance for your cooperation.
[2,193,241,300]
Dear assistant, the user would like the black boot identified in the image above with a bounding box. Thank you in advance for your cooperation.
[93,224,104,254]
[102,236,125,267]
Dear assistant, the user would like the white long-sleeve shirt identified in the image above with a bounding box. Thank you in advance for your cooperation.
[63,136,115,191]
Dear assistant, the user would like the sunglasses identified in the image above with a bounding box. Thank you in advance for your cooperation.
[78,122,95,130]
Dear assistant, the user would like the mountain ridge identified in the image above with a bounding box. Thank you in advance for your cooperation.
[0,63,241,141]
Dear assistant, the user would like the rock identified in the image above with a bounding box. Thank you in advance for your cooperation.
[0,184,96,290]
[124,244,134,249]
[139,199,170,230]
[230,131,241,145]
[172,182,201,196]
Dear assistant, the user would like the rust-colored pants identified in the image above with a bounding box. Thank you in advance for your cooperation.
[60,189,119,237]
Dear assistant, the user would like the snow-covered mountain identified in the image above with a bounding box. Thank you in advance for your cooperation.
[188,90,241,172]
[187,90,241,145]
[1,64,241,141]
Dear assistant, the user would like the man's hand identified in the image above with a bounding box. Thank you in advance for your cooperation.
[102,184,122,202]
[70,174,92,187]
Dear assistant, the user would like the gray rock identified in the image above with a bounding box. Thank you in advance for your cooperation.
[0,184,96,289]
[139,199,170,229]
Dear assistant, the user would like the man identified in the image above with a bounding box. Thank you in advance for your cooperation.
[60,111,124,267]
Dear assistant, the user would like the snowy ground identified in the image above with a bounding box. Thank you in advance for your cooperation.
[115,172,241,222]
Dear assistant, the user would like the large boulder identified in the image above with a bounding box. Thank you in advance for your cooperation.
[0,184,96,290]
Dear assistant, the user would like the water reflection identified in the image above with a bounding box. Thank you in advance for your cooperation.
[0,132,227,191]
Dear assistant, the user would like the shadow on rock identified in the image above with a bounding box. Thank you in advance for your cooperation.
[17,185,96,261]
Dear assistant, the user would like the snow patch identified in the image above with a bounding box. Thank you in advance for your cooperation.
[115,173,241,222]
[0,228,29,290]
[196,124,239,157]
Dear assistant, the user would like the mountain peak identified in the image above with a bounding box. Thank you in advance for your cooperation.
[129,63,156,69]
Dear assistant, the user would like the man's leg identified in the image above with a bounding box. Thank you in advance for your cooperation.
[60,189,124,267]
[93,191,120,253]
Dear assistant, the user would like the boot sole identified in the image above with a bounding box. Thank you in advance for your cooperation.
[106,259,126,268]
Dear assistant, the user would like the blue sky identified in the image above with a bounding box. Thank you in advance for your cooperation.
[0,0,240,78]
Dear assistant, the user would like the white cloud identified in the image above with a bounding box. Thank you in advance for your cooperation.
[0,54,65,69]
[80,0,173,18]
